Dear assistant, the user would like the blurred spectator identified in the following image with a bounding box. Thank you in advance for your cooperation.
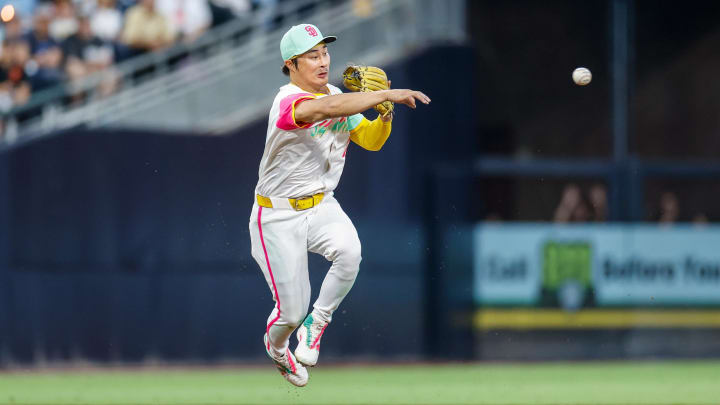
[588,183,608,222]
[352,0,374,18]
[156,0,212,44]
[24,7,64,90]
[73,0,96,17]
[121,0,174,56]
[62,15,115,101]
[0,38,33,112]
[89,0,132,62]
[90,0,123,42]
[555,183,607,223]
[570,194,591,222]
[554,184,581,223]
[658,191,680,224]
[115,0,136,13]
[49,0,79,41]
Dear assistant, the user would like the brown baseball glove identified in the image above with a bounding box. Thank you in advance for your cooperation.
[342,65,394,117]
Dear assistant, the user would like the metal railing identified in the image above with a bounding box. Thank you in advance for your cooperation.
[0,0,465,150]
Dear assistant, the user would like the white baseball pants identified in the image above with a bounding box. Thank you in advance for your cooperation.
[248,194,362,352]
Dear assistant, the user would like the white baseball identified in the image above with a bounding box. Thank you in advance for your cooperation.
[572,67,592,86]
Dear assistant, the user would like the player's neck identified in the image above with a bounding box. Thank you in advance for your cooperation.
[290,79,329,95]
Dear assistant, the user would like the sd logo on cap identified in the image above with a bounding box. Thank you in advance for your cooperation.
[280,24,337,61]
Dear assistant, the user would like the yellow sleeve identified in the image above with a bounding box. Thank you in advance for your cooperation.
[349,117,392,151]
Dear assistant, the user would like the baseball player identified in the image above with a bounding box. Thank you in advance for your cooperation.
[249,23,430,387]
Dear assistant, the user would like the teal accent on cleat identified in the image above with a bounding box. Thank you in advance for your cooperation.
[294,313,328,367]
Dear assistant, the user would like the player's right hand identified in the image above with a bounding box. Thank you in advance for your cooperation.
[383,89,431,109]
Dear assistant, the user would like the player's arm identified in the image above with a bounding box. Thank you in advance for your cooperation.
[348,115,392,152]
[294,89,430,124]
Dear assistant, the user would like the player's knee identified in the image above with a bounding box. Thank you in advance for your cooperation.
[283,308,307,327]
[334,239,362,279]
[343,241,362,267]
[278,294,310,327]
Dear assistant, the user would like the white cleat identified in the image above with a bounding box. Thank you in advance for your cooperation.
[264,334,308,387]
[294,313,328,367]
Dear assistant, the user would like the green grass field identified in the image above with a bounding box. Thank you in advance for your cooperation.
[0,361,718,405]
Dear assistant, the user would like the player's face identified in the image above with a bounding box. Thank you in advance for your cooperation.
[294,44,330,90]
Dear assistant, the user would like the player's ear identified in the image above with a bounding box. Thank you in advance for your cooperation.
[285,58,299,73]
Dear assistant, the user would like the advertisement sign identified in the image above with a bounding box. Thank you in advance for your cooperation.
[473,224,720,307]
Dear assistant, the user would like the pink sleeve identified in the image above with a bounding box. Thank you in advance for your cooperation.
[276,93,316,130]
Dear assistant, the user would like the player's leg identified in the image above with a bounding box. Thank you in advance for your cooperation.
[296,195,362,366]
[249,204,312,386]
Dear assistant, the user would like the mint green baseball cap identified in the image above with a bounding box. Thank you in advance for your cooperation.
[280,24,337,61]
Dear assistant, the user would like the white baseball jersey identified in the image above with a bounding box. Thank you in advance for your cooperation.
[249,82,366,356]
[254,83,364,198]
